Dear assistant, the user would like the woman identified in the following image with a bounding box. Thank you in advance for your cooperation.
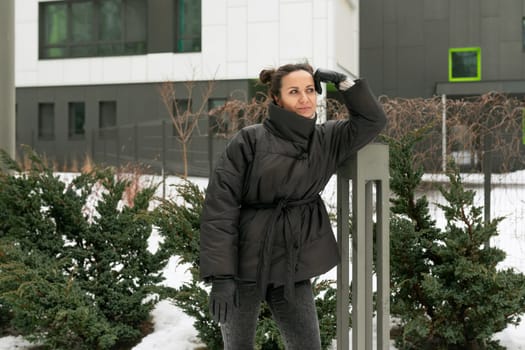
[200,62,386,349]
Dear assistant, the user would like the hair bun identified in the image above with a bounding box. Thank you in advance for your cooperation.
[259,69,275,85]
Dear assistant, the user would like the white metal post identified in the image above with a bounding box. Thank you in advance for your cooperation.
[442,94,447,172]
[0,0,16,159]
[337,144,390,350]
[337,143,390,350]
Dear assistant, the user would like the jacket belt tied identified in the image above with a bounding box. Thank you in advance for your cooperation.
[243,194,321,301]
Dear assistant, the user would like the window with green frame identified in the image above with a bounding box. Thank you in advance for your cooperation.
[448,47,481,82]
[39,0,147,59]
[175,0,201,52]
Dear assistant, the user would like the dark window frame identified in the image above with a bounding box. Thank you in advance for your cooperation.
[68,102,86,140]
[207,98,227,136]
[38,102,55,141]
[174,0,201,53]
[39,0,147,59]
[99,100,117,138]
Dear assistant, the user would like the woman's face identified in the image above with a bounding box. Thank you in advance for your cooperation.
[275,69,317,118]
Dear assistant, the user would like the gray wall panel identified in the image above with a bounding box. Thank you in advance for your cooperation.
[481,0,500,17]
[467,0,481,44]
[424,0,449,21]
[383,46,398,92]
[481,16,500,80]
[361,47,384,93]
[500,41,524,79]
[397,46,425,94]
[397,0,424,47]
[383,21,397,48]
[360,0,383,48]
[449,1,470,46]
[500,0,522,41]
[383,0,397,23]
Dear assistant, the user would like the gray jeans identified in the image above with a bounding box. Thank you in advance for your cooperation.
[220,279,321,350]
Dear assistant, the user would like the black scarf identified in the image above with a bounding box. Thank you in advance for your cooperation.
[263,103,316,153]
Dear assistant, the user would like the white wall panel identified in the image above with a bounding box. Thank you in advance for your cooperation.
[15,21,38,85]
[248,0,279,22]
[37,61,64,85]
[312,18,329,68]
[313,0,328,18]
[247,22,280,76]
[226,6,248,63]
[148,53,174,82]
[227,61,248,78]
[335,0,359,76]
[171,53,205,81]
[227,0,247,7]
[63,59,91,84]
[279,2,314,62]
[202,25,227,79]
[15,0,37,22]
[203,0,227,25]
[102,57,133,83]
[15,1,38,86]
[89,59,104,82]
[129,56,148,82]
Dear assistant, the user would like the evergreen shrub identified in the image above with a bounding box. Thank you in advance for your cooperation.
[385,129,525,350]
[0,148,174,349]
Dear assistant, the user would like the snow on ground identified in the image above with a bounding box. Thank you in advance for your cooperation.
[1,172,525,349]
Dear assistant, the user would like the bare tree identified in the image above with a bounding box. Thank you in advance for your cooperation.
[380,92,525,173]
[159,79,215,178]
[209,90,270,138]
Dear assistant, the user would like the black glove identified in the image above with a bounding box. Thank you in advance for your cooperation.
[209,277,239,324]
[313,68,348,94]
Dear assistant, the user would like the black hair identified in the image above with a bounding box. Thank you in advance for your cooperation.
[259,62,314,103]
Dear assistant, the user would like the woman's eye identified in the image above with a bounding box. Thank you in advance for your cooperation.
[306,87,315,93]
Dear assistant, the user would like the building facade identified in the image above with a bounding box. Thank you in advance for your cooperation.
[15,0,359,176]
[360,0,525,98]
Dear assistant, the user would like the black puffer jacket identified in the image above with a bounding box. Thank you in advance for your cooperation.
[200,79,386,299]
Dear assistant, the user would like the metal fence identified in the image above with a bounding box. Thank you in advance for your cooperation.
[91,120,229,178]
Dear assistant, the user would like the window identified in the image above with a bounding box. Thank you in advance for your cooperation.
[99,100,117,128]
[175,0,201,52]
[448,47,481,82]
[208,98,227,136]
[39,0,147,59]
[173,98,192,115]
[38,103,55,140]
[69,102,86,139]
[99,101,117,138]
